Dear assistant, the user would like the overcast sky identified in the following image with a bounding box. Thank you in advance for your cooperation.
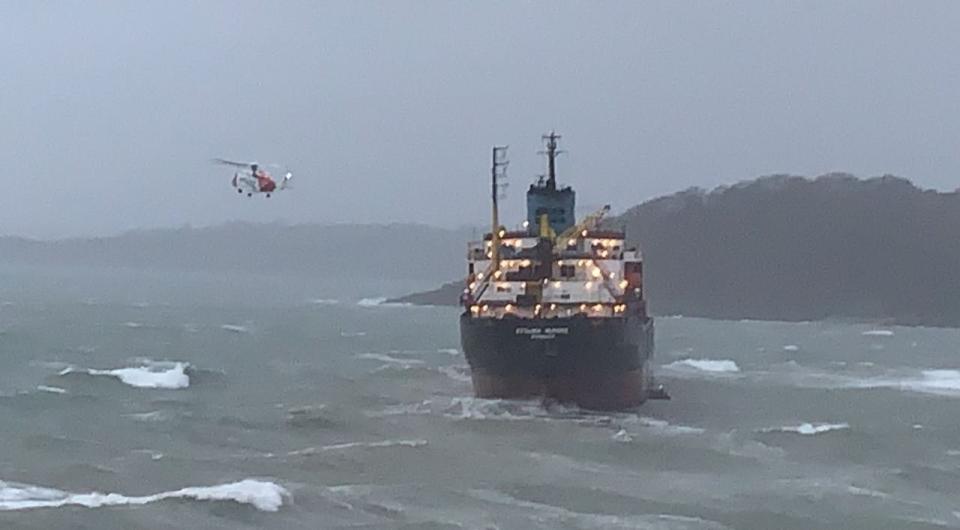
[3,1,960,238]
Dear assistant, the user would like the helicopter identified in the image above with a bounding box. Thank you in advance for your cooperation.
[213,158,293,198]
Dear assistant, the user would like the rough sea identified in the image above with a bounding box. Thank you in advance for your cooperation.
[2,265,960,529]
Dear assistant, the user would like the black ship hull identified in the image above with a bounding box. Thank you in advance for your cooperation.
[459,313,654,410]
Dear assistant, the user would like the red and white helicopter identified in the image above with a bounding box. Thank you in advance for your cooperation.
[214,158,293,198]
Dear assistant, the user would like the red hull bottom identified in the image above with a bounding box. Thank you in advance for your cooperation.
[470,367,648,410]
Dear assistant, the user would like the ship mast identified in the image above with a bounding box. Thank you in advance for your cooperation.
[541,131,562,190]
[490,146,509,270]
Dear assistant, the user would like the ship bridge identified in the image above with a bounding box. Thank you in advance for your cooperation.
[462,133,647,321]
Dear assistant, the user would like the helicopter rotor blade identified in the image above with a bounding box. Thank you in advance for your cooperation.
[213,158,256,168]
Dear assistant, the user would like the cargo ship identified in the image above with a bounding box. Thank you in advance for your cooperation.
[459,133,663,410]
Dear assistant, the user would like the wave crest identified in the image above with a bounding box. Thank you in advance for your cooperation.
[0,478,289,512]
[61,361,190,389]
[665,359,741,373]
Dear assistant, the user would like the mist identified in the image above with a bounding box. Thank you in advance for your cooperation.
[3,1,960,238]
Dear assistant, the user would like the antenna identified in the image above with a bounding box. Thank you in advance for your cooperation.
[538,131,563,190]
[490,145,509,269]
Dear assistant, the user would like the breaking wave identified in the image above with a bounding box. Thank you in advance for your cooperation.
[761,422,850,435]
[36,385,66,395]
[220,324,249,334]
[60,361,190,389]
[862,329,894,337]
[357,297,412,308]
[665,359,741,373]
[0,478,289,512]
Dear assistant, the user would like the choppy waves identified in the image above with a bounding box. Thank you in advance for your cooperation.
[0,478,289,512]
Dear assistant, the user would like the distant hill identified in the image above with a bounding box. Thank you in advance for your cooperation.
[392,174,960,327]
[0,222,470,281]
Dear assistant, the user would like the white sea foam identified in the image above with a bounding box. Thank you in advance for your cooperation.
[339,331,367,337]
[63,362,190,389]
[357,297,387,307]
[846,485,890,499]
[883,369,960,396]
[862,329,895,337]
[356,353,424,366]
[221,324,249,333]
[357,297,412,308]
[437,348,460,355]
[122,322,144,329]
[36,386,66,394]
[288,439,427,456]
[445,397,545,421]
[126,410,174,422]
[365,400,433,418]
[0,478,289,512]
[467,488,730,529]
[665,359,741,373]
[438,365,472,383]
[763,422,850,435]
[612,429,634,442]
[782,344,799,351]
[309,298,340,305]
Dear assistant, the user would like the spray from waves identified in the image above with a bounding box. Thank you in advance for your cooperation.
[664,359,741,373]
[60,361,190,389]
[0,478,289,512]
[760,422,850,435]
[288,439,427,456]
[220,324,249,334]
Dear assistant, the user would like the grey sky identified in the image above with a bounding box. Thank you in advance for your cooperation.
[3,1,960,238]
